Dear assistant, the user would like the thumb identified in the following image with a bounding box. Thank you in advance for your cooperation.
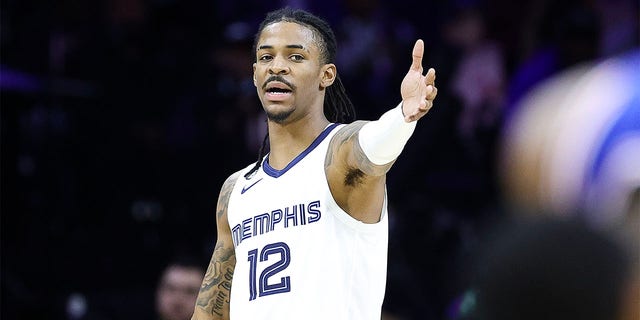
[410,39,424,72]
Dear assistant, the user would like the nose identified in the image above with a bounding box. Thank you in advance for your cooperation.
[268,56,289,75]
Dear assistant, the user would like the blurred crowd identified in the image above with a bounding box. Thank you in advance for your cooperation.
[1,0,638,319]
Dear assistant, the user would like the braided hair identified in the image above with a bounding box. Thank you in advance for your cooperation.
[244,8,356,179]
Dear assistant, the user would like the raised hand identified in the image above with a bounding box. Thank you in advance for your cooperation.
[400,39,438,122]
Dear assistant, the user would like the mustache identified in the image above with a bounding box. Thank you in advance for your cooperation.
[262,75,296,91]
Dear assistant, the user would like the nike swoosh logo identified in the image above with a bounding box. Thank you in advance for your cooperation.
[241,178,263,194]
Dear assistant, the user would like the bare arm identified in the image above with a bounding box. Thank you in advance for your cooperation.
[325,40,438,223]
[192,172,240,320]
[325,121,393,223]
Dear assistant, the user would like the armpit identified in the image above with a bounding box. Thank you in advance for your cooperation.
[344,167,365,186]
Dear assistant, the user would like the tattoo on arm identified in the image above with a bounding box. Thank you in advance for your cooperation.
[326,121,394,183]
[195,172,240,319]
[197,241,236,316]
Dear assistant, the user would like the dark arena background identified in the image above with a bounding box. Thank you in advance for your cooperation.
[2,0,639,319]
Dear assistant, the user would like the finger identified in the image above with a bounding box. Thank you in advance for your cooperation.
[410,39,424,72]
[425,68,436,86]
[419,99,431,111]
[426,86,438,100]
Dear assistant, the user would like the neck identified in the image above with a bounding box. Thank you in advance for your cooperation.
[267,114,330,170]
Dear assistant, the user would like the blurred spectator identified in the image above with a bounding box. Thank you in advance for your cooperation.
[156,256,205,320]
[444,4,505,162]
[335,0,397,119]
[211,21,264,157]
[500,49,639,232]
[505,1,601,119]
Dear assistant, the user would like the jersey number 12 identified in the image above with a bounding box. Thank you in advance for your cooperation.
[247,242,291,301]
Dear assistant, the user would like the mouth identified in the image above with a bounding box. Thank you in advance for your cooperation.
[266,86,292,94]
[263,81,294,101]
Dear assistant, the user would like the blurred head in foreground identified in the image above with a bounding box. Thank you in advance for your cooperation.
[472,217,635,320]
[494,49,639,320]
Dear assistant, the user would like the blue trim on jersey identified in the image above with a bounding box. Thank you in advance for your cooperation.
[263,123,340,178]
[589,90,640,183]
[581,50,640,203]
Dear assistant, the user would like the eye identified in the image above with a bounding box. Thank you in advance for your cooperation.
[259,54,273,62]
[290,54,304,61]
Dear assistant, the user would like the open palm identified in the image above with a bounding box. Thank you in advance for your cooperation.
[400,39,438,122]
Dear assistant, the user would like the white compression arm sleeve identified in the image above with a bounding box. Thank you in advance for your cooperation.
[358,102,417,165]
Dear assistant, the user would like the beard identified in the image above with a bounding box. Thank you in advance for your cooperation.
[265,108,295,124]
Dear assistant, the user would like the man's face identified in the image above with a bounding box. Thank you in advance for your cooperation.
[156,266,204,320]
[253,21,332,124]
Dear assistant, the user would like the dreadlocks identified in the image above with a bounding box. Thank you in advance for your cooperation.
[245,7,356,179]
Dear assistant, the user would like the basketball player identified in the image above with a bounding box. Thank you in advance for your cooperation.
[192,7,438,320]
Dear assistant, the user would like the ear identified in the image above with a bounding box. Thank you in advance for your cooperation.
[253,63,257,87]
[320,63,336,88]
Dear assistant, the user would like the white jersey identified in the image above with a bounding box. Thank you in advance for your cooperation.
[227,123,389,320]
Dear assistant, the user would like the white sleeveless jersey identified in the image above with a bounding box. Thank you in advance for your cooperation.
[227,123,389,320]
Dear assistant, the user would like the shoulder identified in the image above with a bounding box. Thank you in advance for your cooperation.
[329,120,369,147]
[217,170,243,208]
[222,170,242,189]
[337,120,369,136]
[326,120,393,177]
